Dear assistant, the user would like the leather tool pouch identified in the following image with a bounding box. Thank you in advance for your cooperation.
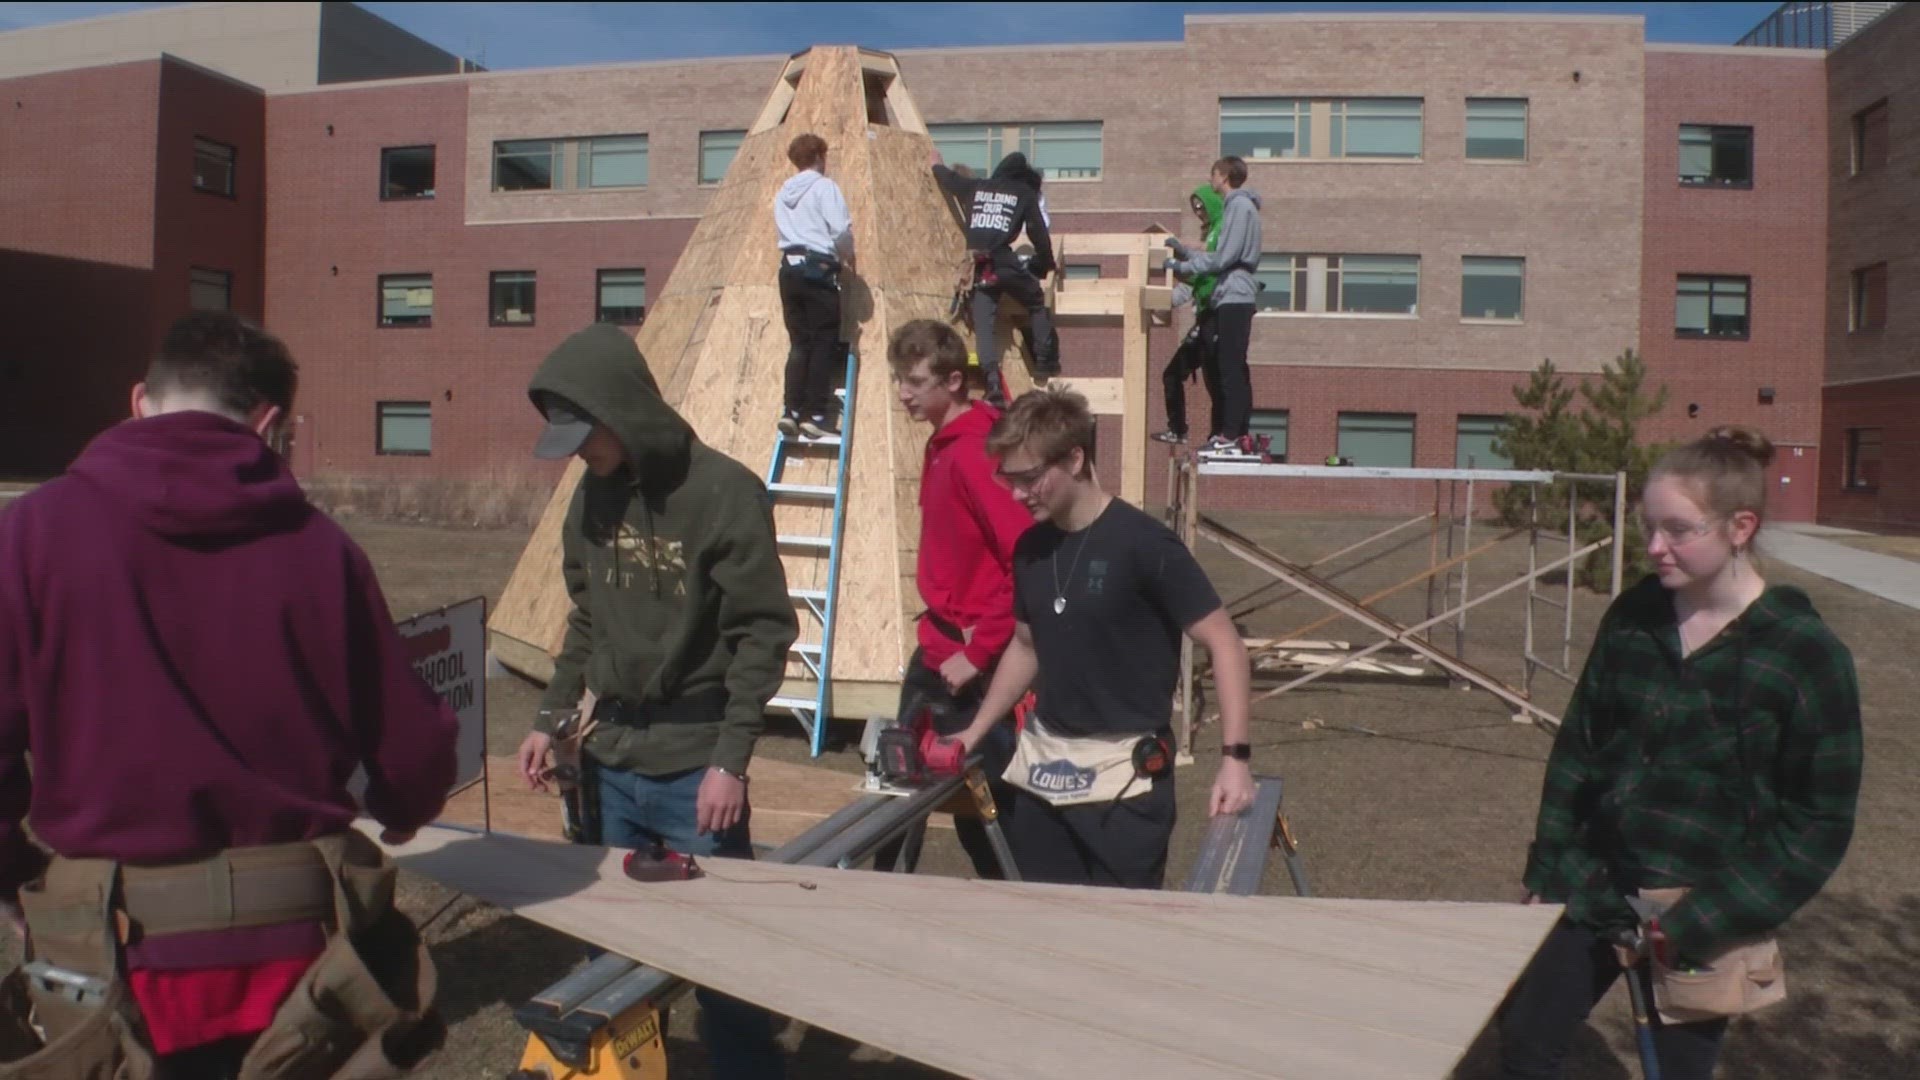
[1640,886,1787,1024]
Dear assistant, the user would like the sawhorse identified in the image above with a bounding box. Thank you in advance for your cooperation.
[1182,775,1310,896]
[509,762,1015,1079]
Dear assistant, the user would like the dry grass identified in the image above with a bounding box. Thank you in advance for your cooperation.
[305,473,553,529]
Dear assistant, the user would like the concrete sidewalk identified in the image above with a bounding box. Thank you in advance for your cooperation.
[1767,524,1920,612]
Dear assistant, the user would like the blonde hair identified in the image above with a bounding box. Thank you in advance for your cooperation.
[1650,425,1776,548]
[987,387,1095,477]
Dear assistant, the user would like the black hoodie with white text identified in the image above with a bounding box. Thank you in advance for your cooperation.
[934,152,1056,277]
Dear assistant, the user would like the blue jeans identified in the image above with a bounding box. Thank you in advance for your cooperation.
[594,763,785,1080]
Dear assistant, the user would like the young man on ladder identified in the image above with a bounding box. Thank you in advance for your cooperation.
[773,133,854,439]
[878,320,1035,878]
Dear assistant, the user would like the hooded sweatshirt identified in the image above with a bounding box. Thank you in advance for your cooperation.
[933,152,1055,277]
[916,401,1034,671]
[529,324,798,777]
[1170,186,1263,306]
[1171,183,1225,311]
[0,410,459,903]
[773,169,854,262]
[1522,575,1861,965]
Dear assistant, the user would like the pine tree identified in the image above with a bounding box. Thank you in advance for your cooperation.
[1494,349,1670,591]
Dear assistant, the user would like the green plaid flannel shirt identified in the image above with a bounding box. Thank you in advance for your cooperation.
[1522,576,1863,965]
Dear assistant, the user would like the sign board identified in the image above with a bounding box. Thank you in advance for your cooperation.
[395,595,488,795]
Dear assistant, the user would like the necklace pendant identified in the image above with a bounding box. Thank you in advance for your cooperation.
[1053,596,1067,615]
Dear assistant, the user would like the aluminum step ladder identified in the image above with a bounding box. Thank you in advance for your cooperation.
[764,348,856,757]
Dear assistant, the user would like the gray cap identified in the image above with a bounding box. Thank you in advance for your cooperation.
[533,396,594,459]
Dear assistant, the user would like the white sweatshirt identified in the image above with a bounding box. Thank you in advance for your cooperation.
[773,170,854,261]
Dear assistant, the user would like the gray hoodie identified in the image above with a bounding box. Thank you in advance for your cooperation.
[1170,186,1263,306]
[773,170,854,261]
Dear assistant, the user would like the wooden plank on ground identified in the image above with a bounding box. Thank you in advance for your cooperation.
[377,823,1559,1080]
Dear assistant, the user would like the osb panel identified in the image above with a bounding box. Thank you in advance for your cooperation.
[492,47,973,706]
[381,823,1563,1080]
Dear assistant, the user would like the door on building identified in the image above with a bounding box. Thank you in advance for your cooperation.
[1768,443,1817,523]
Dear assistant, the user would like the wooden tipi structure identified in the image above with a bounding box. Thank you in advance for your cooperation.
[489,47,1022,722]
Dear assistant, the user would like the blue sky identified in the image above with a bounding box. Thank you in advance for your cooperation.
[0,3,1788,69]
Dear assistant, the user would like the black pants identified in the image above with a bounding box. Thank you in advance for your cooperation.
[1211,302,1254,439]
[779,263,842,418]
[1162,311,1221,439]
[1006,773,1176,889]
[1500,919,1728,1079]
[873,646,1018,879]
[971,269,1055,405]
[158,1036,253,1079]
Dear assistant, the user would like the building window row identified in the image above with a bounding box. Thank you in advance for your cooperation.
[1247,254,1523,320]
[1219,97,1524,162]
[928,121,1103,179]
[1244,410,1513,469]
[375,269,647,328]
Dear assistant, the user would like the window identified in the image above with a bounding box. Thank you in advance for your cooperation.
[1675,275,1749,339]
[1465,99,1527,161]
[700,130,745,185]
[1851,100,1888,176]
[376,402,431,456]
[1331,99,1423,159]
[1254,254,1307,312]
[1062,264,1101,282]
[1851,263,1887,331]
[193,137,235,196]
[1677,125,1752,187]
[579,135,648,189]
[1455,415,1512,469]
[1340,255,1419,315]
[1461,257,1524,321]
[597,268,646,325]
[189,267,231,312]
[929,124,1000,175]
[1220,98,1309,160]
[489,271,536,326]
[493,139,561,191]
[1250,409,1289,461]
[378,273,433,327]
[1845,428,1882,491]
[380,146,435,199]
[928,122,1102,179]
[1337,413,1415,468]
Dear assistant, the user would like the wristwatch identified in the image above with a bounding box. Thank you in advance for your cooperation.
[1222,743,1252,761]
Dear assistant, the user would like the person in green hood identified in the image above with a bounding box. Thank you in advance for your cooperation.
[1154,184,1226,446]
[515,322,798,1080]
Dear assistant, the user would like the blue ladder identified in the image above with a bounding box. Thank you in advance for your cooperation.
[764,348,856,757]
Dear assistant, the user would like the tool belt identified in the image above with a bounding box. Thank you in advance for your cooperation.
[780,246,840,287]
[1637,886,1787,1025]
[0,832,441,1079]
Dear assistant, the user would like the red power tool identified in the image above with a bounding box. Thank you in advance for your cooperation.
[622,840,703,883]
[875,712,966,786]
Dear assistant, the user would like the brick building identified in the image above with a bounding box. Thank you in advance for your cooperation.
[2,2,1913,527]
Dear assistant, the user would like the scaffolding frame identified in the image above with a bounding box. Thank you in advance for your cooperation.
[1166,459,1628,755]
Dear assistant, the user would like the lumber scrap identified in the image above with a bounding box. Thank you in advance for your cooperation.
[377,822,1560,1080]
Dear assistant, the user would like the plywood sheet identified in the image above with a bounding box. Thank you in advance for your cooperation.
[380,823,1559,1080]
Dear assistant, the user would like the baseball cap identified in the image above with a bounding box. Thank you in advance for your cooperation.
[533,395,595,459]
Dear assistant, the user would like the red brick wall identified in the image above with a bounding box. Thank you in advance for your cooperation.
[265,81,698,492]
[1820,376,1920,531]
[153,60,267,331]
[1640,49,1829,521]
[0,61,162,473]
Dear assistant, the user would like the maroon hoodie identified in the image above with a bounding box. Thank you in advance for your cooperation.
[0,411,458,899]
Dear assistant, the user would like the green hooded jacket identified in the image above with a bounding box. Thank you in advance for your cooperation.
[529,323,798,777]
[1187,183,1224,310]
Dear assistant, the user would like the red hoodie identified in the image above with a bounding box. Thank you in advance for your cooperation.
[916,401,1034,670]
[0,410,458,1051]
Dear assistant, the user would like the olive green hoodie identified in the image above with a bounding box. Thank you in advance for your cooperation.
[529,323,798,777]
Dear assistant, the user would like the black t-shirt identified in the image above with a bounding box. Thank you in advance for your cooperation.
[1012,498,1222,737]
